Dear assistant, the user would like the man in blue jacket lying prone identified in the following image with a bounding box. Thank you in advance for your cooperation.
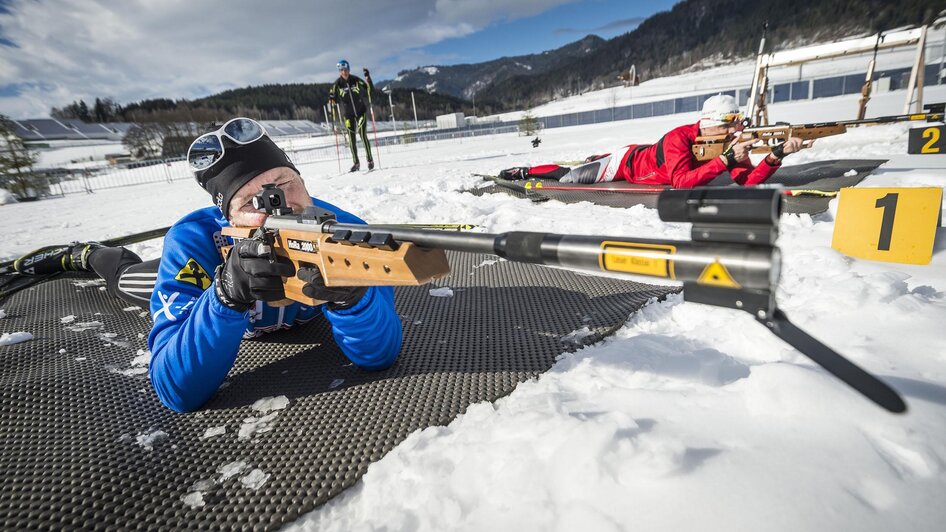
[14,118,403,412]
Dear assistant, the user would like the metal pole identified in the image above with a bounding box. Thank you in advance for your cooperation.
[411,91,419,131]
[388,91,397,135]
[903,25,928,114]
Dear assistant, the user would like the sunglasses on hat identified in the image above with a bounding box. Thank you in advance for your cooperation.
[187,118,267,171]
[716,112,744,124]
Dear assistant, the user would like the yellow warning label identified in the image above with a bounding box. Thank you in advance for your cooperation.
[697,259,741,288]
[175,258,212,290]
[600,242,676,278]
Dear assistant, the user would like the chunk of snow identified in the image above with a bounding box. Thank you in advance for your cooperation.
[238,412,280,440]
[60,315,76,324]
[251,395,289,413]
[0,332,33,346]
[181,491,205,509]
[218,461,248,481]
[240,469,270,490]
[131,349,152,367]
[135,430,167,451]
[429,287,454,297]
[844,169,858,176]
[0,309,6,319]
[560,326,595,345]
[201,426,227,439]
[64,321,103,332]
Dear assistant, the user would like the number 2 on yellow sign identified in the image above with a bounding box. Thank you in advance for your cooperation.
[922,127,941,153]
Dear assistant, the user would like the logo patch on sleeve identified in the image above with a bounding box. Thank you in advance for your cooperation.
[175,258,212,290]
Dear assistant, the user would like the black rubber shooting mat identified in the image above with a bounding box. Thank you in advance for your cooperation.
[470,159,887,215]
[0,251,675,530]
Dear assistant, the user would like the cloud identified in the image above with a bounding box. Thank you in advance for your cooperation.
[0,0,577,118]
[554,16,645,36]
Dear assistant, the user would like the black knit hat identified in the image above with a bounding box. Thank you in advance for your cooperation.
[194,135,299,218]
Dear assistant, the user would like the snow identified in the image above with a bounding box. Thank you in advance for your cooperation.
[240,469,270,490]
[1,75,945,529]
[0,309,6,319]
[134,430,168,451]
[422,66,439,76]
[0,332,33,346]
[200,426,227,439]
[428,286,454,297]
[251,395,289,413]
[218,461,248,481]
[181,491,205,509]
[0,188,15,205]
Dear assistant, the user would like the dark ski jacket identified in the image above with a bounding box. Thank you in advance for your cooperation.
[623,122,780,188]
[330,74,373,119]
[147,198,402,412]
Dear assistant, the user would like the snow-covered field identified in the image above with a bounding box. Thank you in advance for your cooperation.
[2,85,945,531]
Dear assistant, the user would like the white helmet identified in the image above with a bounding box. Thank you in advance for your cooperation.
[699,94,742,128]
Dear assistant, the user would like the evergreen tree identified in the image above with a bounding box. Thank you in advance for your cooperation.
[518,109,539,136]
[0,115,43,199]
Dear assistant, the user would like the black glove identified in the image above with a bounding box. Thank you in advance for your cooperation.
[363,67,370,78]
[215,237,295,312]
[720,145,737,168]
[328,94,337,105]
[770,142,786,160]
[298,266,368,310]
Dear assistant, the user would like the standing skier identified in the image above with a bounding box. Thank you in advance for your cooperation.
[329,59,375,172]
[498,95,810,188]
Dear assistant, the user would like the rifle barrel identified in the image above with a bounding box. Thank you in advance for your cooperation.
[316,221,777,290]
[747,112,943,132]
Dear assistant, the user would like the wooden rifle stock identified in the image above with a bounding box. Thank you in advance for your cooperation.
[691,110,945,161]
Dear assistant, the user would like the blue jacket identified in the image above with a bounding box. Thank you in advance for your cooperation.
[147,198,403,412]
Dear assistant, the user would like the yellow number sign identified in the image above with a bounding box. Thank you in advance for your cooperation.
[908,125,946,154]
[832,187,943,264]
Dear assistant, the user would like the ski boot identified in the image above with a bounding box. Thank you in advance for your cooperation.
[13,242,102,276]
[498,167,530,180]
[367,161,374,171]
[349,162,360,173]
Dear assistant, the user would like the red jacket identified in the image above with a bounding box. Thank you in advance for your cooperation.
[617,122,780,188]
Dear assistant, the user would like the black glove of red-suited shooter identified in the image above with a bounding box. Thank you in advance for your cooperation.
[215,238,295,312]
[298,266,368,310]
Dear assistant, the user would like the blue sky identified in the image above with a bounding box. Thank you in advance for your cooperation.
[0,0,681,118]
[410,0,678,67]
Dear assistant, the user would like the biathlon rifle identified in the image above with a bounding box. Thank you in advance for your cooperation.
[692,104,945,162]
[221,184,907,413]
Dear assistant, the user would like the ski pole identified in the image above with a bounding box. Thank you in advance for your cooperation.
[362,68,382,167]
[329,100,341,173]
[367,101,381,168]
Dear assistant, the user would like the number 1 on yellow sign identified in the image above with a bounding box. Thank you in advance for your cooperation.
[832,187,943,265]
